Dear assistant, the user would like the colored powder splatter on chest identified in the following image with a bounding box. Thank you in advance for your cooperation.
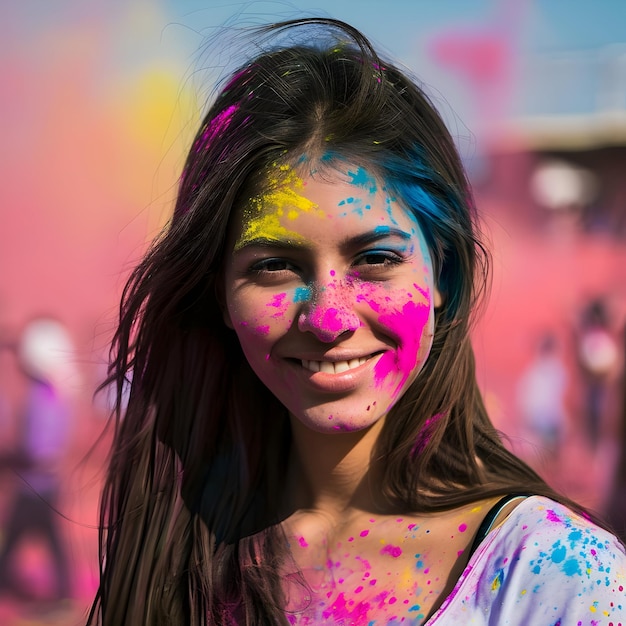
[380,544,403,558]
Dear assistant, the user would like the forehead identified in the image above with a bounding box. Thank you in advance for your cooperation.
[232,161,421,248]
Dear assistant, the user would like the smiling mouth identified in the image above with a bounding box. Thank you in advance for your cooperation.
[300,357,371,374]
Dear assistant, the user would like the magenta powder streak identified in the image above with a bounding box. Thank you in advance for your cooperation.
[380,544,403,558]
[411,412,445,457]
[197,104,239,151]
[268,292,287,307]
[373,298,430,395]
[322,592,371,622]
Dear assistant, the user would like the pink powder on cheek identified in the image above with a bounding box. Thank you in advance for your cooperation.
[355,292,380,313]
[267,292,290,319]
[254,325,270,335]
[268,292,287,308]
[373,298,431,396]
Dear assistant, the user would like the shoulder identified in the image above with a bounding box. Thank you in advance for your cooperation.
[430,496,626,625]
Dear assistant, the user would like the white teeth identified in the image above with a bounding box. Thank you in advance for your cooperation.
[301,357,369,373]
[319,361,336,374]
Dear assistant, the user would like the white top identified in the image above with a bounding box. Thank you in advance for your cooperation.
[428,495,626,625]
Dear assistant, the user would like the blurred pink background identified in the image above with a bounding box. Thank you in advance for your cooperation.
[0,1,625,624]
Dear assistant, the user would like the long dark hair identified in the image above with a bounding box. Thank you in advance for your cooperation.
[88,18,603,625]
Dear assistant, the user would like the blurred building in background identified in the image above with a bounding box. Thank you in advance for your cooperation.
[468,39,626,518]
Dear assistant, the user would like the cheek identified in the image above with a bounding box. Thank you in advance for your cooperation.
[356,280,434,394]
[229,290,296,339]
[376,304,433,404]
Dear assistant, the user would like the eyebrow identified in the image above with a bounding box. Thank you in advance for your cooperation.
[234,237,307,252]
[234,228,412,253]
[344,228,412,248]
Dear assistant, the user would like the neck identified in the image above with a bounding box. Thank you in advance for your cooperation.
[285,416,387,517]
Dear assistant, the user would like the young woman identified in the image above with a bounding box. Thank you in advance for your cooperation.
[88,18,625,625]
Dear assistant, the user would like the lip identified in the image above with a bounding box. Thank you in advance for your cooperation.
[285,351,384,393]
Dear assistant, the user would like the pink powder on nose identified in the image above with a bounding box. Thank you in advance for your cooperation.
[306,304,359,335]
[359,530,369,537]
[298,536,308,548]
[322,308,344,331]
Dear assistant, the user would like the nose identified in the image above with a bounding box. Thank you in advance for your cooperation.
[297,281,361,342]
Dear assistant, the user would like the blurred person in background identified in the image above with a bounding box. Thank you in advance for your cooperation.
[606,323,626,544]
[576,297,620,450]
[0,317,76,604]
[516,331,569,460]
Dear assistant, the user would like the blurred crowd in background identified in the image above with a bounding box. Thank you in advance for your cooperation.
[1,1,625,624]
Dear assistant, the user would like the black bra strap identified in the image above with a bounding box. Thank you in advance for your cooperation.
[468,494,529,558]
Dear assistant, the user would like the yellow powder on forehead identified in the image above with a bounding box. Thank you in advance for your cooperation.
[235,163,321,250]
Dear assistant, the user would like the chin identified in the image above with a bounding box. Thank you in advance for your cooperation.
[291,405,386,435]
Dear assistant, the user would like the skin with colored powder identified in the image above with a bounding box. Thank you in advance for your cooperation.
[224,161,440,435]
[89,17,626,626]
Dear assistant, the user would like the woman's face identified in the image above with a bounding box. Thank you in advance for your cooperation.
[222,161,441,434]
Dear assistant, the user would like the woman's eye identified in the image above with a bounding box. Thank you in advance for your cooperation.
[249,258,298,274]
[354,250,403,267]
